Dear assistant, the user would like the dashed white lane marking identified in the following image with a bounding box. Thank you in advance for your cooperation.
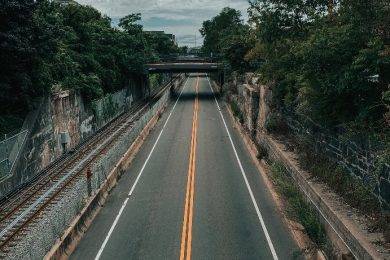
[95,77,191,260]
[206,77,279,260]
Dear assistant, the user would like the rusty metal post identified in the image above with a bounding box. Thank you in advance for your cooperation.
[86,167,92,196]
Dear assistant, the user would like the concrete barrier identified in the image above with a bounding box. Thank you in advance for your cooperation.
[44,88,171,260]
[258,136,382,259]
[222,93,382,259]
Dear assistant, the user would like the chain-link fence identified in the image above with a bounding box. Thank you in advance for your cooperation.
[282,111,390,210]
[0,130,28,180]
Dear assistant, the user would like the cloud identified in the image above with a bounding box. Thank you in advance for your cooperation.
[76,0,250,46]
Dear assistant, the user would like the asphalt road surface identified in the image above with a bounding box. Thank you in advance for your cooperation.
[71,74,299,260]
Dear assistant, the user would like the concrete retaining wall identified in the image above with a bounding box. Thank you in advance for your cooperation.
[258,136,380,259]
[0,75,172,200]
[3,75,185,260]
[224,74,386,259]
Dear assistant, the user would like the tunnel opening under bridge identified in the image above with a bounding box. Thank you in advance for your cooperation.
[145,61,225,96]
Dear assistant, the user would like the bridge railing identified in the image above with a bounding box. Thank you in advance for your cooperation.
[151,54,217,64]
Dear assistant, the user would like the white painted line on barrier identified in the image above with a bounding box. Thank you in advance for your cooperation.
[95,77,190,260]
[206,77,279,260]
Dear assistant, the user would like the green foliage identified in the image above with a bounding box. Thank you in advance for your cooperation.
[145,32,179,59]
[248,0,389,131]
[200,7,253,71]
[149,74,169,91]
[270,162,327,247]
[0,0,179,134]
[230,101,244,123]
[0,0,38,116]
[178,46,189,55]
[296,139,381,215]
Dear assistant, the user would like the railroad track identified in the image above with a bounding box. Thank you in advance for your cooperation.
[0,76,182,255]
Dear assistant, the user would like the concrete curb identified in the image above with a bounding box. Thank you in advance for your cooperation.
[224,104,324,259]
[44,98,168,260]
[260,136,382,260]
[226,96,381,259]
[214,79,382,259]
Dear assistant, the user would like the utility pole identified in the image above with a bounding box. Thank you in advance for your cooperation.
[195,33,197,49]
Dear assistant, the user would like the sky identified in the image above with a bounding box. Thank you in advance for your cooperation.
[75,0,250,47]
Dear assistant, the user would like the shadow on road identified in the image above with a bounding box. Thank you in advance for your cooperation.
[172,92,221,102]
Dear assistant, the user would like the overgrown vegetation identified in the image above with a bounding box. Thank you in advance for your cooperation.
[270,162,327,248]
[295,135,390,242]
[149,74,169,91]
[200,7,255,72]
[0,0,180,135]
[200,2,389,250]
[247,0,389,133]
[201,0,389,238]
[201,0,389,143]
[267,115,390,241]
[298,139,380,214]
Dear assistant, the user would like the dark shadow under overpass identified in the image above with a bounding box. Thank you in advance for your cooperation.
[146,62,221,73]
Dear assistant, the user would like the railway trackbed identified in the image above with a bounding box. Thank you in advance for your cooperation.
[0,77,180,256]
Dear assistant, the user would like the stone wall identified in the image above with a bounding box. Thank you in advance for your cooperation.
[225,72,390,211]
[224,73,388,259]
[225,73,265,137]
[0,80,149,200]
[5,75,185,260]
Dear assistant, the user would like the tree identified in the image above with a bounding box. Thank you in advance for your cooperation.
[119,13,143,35]
[200,7,253,71]
[200,7,244,58]
[0,1,178,135]
[247,0,389,130]
[0,0,38,114]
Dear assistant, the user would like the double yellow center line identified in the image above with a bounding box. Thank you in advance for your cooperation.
[180,77,199,260]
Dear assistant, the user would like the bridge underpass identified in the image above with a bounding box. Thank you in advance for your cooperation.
[146,59,225,90]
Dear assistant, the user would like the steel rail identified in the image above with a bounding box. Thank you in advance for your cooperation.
[0,76,182,253]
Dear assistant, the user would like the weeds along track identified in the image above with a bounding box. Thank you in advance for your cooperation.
[0,77,180,255]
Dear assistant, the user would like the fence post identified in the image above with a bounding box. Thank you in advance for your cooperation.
[86,167,92,196]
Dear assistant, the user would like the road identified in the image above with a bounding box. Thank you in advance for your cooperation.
[71,74,299,260]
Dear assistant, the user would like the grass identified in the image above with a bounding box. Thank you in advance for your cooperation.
[270,162,327,247]
[299,145,381,215]
[297,143,390,243]
[266,114,389,227]
[268,118,390,243]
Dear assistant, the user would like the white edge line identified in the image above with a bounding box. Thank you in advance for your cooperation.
[94,77,190,260]
[205,78,359,259]
[279,153,358,258]
[206,77,279,260]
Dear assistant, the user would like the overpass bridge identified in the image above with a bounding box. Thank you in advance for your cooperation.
[146,62,220,73]
[146,57,225,88]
